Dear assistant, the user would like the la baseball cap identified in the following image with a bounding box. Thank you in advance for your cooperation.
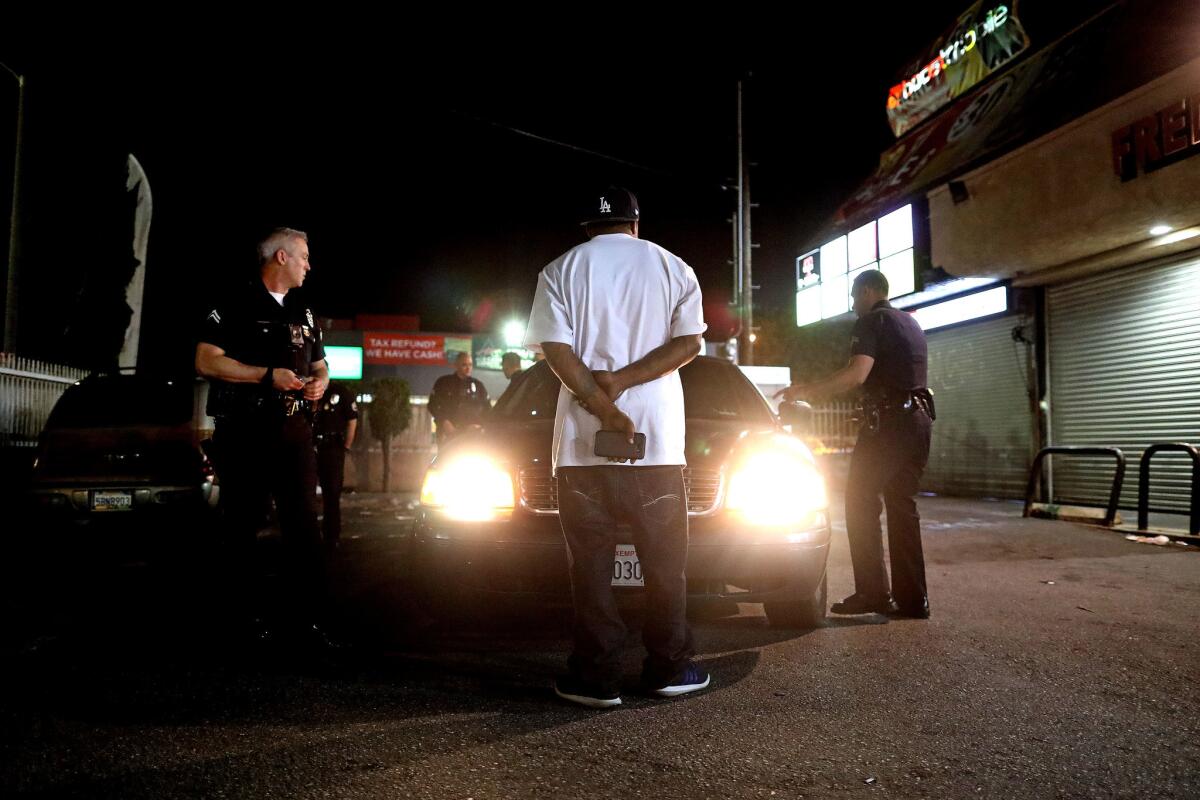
[581,186,640,225]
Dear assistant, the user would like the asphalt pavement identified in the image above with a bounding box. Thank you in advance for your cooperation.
[1,492,1197,798]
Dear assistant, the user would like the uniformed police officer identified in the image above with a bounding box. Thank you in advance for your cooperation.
[428,351,489,446]
[777,269,935,619]
[195,227,336,648]
[501,351,524,381]
[314,381,359,552]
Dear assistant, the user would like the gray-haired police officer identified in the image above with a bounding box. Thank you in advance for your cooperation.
[196,227,337,649]
[777,269,935,619]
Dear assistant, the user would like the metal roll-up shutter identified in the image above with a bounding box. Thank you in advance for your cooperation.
[1048,253,1200,513]
[923,314,1037,499]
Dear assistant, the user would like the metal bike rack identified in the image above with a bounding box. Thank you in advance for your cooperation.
[1023,446,1126,528]
[1137,443,1200,536]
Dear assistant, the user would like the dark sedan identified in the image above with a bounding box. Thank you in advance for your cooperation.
[412,356,830,627]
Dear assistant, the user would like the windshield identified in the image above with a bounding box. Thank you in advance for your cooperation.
[679,358,775,424]
[45,378,195,429]
[490,363,560,420]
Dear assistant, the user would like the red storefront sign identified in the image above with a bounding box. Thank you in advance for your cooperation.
[1112,94,1200,181]
[363,333,449,365]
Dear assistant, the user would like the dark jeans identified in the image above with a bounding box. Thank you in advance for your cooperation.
[316,442,345,545]
[214,413,326,626]
[844,409,933,610]
[557,465,694,693]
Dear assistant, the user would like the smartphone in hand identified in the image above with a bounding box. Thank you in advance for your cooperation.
[594,430,646,461]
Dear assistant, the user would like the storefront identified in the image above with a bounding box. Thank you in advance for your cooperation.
[929,53,1200,512]
[796,1,1200,505]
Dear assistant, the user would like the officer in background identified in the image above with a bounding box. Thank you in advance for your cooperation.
[314,381,359,553]
[428,351,489,446]
[501,351,524,381]
[195,226,336,649]
[777,269,935,619]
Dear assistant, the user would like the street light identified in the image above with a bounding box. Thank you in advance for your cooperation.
[0,60,23,354]
[503,320,525,348]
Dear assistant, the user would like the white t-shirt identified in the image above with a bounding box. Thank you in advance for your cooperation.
[524,233,706,470]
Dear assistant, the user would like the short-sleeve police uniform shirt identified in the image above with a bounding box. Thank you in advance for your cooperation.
[523,233,707,470]
[850,300,928,396]
[200,280,325,382]
[316,382,359,437]
[429,374,490,427]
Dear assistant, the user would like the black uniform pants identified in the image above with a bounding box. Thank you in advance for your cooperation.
[844,410,933,610]
[557,466,694,693]
[214,413,325,626]
[316,441,345,545]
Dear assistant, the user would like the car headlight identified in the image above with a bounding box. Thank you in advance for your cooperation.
[725,436,827,527]
[420,455,515,521]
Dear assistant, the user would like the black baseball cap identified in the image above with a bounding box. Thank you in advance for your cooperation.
[580,186,640,226]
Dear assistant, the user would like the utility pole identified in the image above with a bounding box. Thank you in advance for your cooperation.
[1,62,23,354]
[735,79,756,365]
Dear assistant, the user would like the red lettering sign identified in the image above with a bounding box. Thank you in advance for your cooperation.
[363,333,448,365]
[1111,94,1199,181]
[1160,100,1189,157]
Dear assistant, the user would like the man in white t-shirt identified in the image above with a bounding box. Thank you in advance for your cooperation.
[524,186,709,708]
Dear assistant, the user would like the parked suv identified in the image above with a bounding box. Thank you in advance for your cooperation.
[28,373,218,537]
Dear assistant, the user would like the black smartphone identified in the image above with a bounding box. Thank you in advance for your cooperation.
[594,430,647,461]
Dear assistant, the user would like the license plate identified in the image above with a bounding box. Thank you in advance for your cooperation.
[92,490,132,512]
[612,544,644,587]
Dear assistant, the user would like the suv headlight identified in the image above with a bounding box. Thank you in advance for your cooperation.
[420,455,515,521]
[725,436,827,527]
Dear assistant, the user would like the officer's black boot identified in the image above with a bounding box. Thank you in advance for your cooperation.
[830,592,898,615]
[886,596,930,619]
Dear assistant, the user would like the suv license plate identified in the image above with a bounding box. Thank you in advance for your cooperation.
[92,491,133,511]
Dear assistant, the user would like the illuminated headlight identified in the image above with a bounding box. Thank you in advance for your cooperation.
[420,456,515,521]
[725,437,827,526]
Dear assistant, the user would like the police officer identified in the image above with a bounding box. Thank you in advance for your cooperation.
[195,227,336,648]
[777,269,935,619]
[314,381,359,552]
[428,351,489,446]
[501,351,524,381]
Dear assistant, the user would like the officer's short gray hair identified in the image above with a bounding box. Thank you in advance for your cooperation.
[258,227,308,265]
[852,268,889,296]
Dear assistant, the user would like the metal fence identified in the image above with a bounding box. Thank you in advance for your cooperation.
[808,401,858,454]
[395,400,435,450]
[354,396,435,451]
[0,354,88,448]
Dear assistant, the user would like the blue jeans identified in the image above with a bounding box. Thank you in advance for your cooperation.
[557,465,694,692]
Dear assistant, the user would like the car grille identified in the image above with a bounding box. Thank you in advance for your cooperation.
[684,469,721,514]
[518,467,721,515]
[519,467,559,513]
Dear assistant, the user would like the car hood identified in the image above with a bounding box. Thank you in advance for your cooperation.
[435,416,779,473]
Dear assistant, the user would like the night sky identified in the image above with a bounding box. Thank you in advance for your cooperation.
[0,3,1115,370]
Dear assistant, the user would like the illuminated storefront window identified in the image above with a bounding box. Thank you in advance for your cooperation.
[795,204,918,327]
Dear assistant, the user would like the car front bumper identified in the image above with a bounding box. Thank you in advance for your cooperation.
[412,509,831,605]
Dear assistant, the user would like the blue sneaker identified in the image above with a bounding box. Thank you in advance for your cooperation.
[650,661,711,697]
[554,677,622,709]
